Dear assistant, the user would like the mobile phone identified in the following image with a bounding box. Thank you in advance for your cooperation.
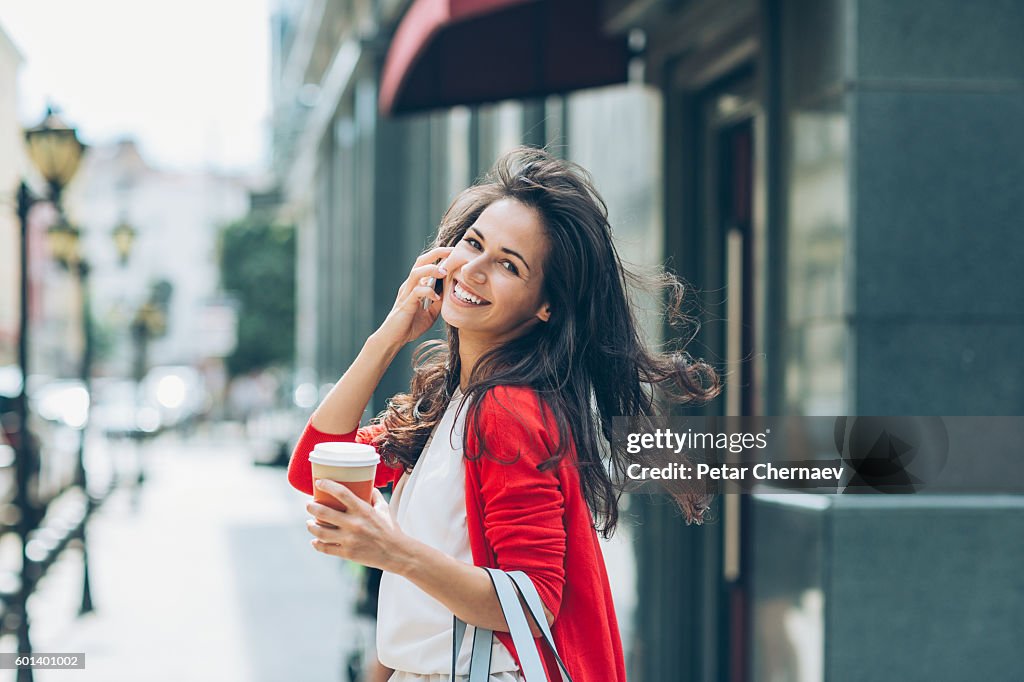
[421,262,445,310]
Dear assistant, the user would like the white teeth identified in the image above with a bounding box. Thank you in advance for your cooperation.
[454,281,485,305]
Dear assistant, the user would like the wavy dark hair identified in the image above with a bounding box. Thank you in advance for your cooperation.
[373,146,720,536]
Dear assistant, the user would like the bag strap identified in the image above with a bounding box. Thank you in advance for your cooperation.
[504,571,573,682]
[453,569,574,682]
[452,614,494,682]
[483,568,549,681]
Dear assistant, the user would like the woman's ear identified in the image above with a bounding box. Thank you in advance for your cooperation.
[536,304,552,323]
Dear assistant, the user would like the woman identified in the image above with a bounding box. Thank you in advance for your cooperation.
[288,147,720,681]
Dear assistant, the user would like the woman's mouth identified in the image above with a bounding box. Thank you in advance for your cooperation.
[451,279,491,306]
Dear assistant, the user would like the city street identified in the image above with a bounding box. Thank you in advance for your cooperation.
[5,0,1020,677]
[0,426,366,682]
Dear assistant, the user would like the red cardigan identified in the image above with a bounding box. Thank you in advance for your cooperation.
[288,385,626,682]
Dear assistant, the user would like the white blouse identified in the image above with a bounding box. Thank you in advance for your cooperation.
[376,388,523,681]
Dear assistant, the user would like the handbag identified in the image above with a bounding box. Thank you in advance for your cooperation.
[451,568,573,682]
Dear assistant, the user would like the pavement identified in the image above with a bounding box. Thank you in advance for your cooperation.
[0,424,368,682]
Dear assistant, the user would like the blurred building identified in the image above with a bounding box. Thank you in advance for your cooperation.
[64,140,251,376]
[0,22,24,365]
[271,0,663,400]
[0,24,79,379]
[272,1,1023,681]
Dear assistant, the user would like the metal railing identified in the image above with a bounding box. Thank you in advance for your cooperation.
[0,394,121,682]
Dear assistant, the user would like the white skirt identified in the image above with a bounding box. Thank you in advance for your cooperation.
[388,671,524,682]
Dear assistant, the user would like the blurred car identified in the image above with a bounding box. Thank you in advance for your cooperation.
[0,365,22,400]
[90,378,163,440]
[0,368,85,504]
[32,379,90,430]
[2,368,91,430]
[0,366,21,510]
[245,371,317,467]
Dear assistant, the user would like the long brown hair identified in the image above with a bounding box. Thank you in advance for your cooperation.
[373,147,720,535]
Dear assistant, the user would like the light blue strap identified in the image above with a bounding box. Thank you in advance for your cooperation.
[452,614,494,682]
[453,568,575,682]
[483,568,549,682]
[505,571,573,682]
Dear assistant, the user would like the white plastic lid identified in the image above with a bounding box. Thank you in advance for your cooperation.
[309,442,380,467]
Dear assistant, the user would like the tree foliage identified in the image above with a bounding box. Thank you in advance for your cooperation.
[218,217,295,378]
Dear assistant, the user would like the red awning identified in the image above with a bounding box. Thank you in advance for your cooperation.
[379,0,631,116]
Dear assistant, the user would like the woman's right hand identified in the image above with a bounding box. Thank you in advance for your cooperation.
[376,246,454,347]
[308,247,452,435]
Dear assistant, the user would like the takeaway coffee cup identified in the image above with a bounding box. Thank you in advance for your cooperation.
[309,442,380,517]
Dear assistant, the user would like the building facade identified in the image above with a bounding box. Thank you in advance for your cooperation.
[64,140,251,376]
[273,1,1024,680]
[0,22,24,365]
[0,25,81,380]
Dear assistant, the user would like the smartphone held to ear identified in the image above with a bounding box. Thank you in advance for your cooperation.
[422,263,445,310]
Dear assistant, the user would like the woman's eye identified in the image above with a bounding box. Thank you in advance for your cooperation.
[502,261,519,275]
[464,237,481,249]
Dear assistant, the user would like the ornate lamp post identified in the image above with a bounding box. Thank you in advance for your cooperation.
[111,219,137,266]
[26,107,95,617]
[24,107,86,206]
[9,106,87,681]
[10,182,41,675]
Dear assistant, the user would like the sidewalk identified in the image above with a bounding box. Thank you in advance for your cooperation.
[0,426,365,682]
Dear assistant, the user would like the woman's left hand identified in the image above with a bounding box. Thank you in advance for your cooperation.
[306,481,404,572]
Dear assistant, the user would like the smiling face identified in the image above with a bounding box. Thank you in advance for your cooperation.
[440,197,552,345]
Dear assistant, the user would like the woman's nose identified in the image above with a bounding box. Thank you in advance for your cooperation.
[462,258,487,284]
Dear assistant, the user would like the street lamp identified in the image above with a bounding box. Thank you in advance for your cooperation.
[23,107,96,621]
[111,220,137,266]
[14,104,86,410]
[9,106,87,681]
[24,107,86,205]
[46,217,82,268]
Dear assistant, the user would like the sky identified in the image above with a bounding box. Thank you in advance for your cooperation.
[0,0,271,174]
